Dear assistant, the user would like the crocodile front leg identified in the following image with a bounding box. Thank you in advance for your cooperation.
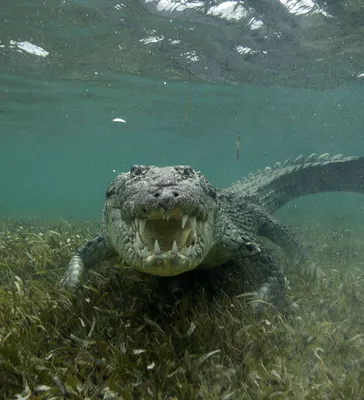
[238,238,288,313]
[256,211,308,265]
[61,234,116,291]
[221,231,290,314]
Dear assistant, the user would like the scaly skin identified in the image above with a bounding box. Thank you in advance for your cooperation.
[61,154,364,312]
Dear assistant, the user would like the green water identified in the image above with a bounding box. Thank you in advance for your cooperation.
[1,0,364,224]
[2,74,364,223]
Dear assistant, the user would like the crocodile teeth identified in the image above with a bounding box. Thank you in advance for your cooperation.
[171,240,178,255]
[182,214,196,230]
[141,248,149,258]
[154,239,162,255]
[136,232,144,249]
[162,213,170,221]
[188,216,196,231]
[182,214,188,229]
[139,218,147,235]
[186,231,196,246]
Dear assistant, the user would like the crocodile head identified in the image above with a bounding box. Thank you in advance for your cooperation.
[104,165,219,276]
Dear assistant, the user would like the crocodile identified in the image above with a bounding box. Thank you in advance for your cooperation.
[61,153,364,312]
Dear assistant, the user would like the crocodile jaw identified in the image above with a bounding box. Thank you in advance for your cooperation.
[110,208,213,276]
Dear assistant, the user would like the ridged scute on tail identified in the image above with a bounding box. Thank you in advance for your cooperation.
[226,153,363,213]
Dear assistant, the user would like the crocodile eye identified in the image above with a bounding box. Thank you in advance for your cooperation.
[106,186,115,198]
[130,165,142,176]
[182,166,194,176]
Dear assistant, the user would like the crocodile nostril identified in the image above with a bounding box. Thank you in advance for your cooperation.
[151,188,179,200]
[152,189,179,199]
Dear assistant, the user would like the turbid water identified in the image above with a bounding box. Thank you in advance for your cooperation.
[2,74,364,222]
[2,0,364,222]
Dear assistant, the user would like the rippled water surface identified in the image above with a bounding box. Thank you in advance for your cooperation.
[1,0,364,220]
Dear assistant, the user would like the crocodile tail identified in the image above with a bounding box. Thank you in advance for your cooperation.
[230,154,364,213]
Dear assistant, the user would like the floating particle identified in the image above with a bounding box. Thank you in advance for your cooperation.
[185,92,190,127]
[236,134,240,160]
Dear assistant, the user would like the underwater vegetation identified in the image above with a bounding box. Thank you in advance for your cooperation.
[1,218,364,399]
